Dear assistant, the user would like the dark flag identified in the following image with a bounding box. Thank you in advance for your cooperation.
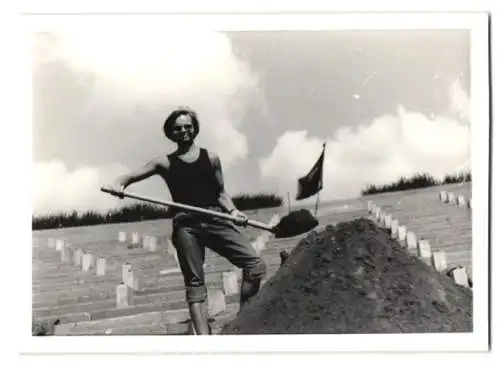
[296,143,326,200]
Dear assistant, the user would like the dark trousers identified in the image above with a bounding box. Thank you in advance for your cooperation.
[171,209,267,303]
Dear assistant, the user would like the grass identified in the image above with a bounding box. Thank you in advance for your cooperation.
[32,193,283,231]
[34,169,472,230]
[442,170,472,184]
[361,170,471,196]
[232,193,283,211]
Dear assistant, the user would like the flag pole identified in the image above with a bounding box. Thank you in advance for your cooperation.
[287,192,292,213]
[314,191,320,216]
[314,142,327,217]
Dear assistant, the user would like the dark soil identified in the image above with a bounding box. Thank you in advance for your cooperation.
[32,318,59,336]
[220,218,472,334]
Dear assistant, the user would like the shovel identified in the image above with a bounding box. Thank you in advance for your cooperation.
[101,187,318,238]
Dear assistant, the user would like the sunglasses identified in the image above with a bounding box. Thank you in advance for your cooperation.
[173,124,194,132]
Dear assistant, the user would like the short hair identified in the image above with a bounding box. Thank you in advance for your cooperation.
[163,106,200,141]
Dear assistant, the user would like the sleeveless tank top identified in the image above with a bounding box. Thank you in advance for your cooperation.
[165,148,221,211]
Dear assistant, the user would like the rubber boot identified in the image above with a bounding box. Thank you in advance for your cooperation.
[239,278,261,314]
[188,300,210,335]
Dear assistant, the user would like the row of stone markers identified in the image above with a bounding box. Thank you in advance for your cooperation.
[44,234,235,331]
[114,230,241,323]
[47,238,109,275]
[118,231,162,251]
[439,190,472,209]
[367,201,472,289]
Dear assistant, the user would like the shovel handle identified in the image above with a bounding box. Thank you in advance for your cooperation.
[100,187,274,232]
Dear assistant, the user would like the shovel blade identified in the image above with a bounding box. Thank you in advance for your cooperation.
[273,209,319,238]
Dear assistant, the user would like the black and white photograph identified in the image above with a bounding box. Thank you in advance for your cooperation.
[20,9,491,356]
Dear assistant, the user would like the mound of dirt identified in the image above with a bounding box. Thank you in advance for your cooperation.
[32,318,59,336]
[220,218,472,334]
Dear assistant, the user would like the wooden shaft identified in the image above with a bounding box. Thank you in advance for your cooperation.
[101,187,274,232]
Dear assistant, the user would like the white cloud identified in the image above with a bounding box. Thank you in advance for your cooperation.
[33,160,130,216]
[449,78,470,123]
[47,30,256,167]
[259,78,471,203]
[33,30,261,215]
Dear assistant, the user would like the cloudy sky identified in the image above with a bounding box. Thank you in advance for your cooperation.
[33,29,471,216]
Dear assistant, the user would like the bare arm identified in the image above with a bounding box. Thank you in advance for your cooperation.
[117,157,165,189]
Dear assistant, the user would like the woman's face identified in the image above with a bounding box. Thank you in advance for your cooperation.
[171,114,196,143]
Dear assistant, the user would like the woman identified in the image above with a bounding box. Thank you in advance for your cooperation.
[108,107,267,334]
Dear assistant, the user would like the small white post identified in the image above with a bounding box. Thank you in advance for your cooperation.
[451,267,471,288]
[96,256,106,276]
[131,232,141,247]
[122,262,140,290]
[118,231,127,242]
[48,238,56,249]
[116,282,134,308]
[432,251,447,272]
[82,252,95,272]
[383,214,392,229]
[141,235,150,250]
[73,248,84,267]
[390,220,399,239]
[55,239,65,252]
[397,225,407,243]
[207,289,226,317]
[417,240,432,259]
[222,271,239,296]
[406,231,417,251]
[148,236,158,252]
[166,239,176,256]
[61,245,73,264]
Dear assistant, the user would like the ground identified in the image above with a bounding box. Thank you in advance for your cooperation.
[220,218,472,334]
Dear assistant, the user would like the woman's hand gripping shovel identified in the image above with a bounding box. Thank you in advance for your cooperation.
[101,187,319,238]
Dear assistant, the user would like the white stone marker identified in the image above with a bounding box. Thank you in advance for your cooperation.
[55,239,65,252]
[74,248,84,267]
[207,289,226,317]
[417,240,432,260]
[447,192,456,204]
[61,245,73,264]
[457,195,467,207]
[148,236,158,252]
[118,231,127,242]
[48,238,56,249]
[122,262,140,290]
[451,267,470,287]
[166,238,176,256]
[96,256,106,276]
[82,253,95,272]
[397,225,407,242]
[406,231,417,251]
[141,235,150,250]
[116,282,134,308]
[382,214,390,229]
[390,220,399,239]
[432,251,447,272]
[222,271,239,295]
[131,232,141,247]
[439,191,447,202]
